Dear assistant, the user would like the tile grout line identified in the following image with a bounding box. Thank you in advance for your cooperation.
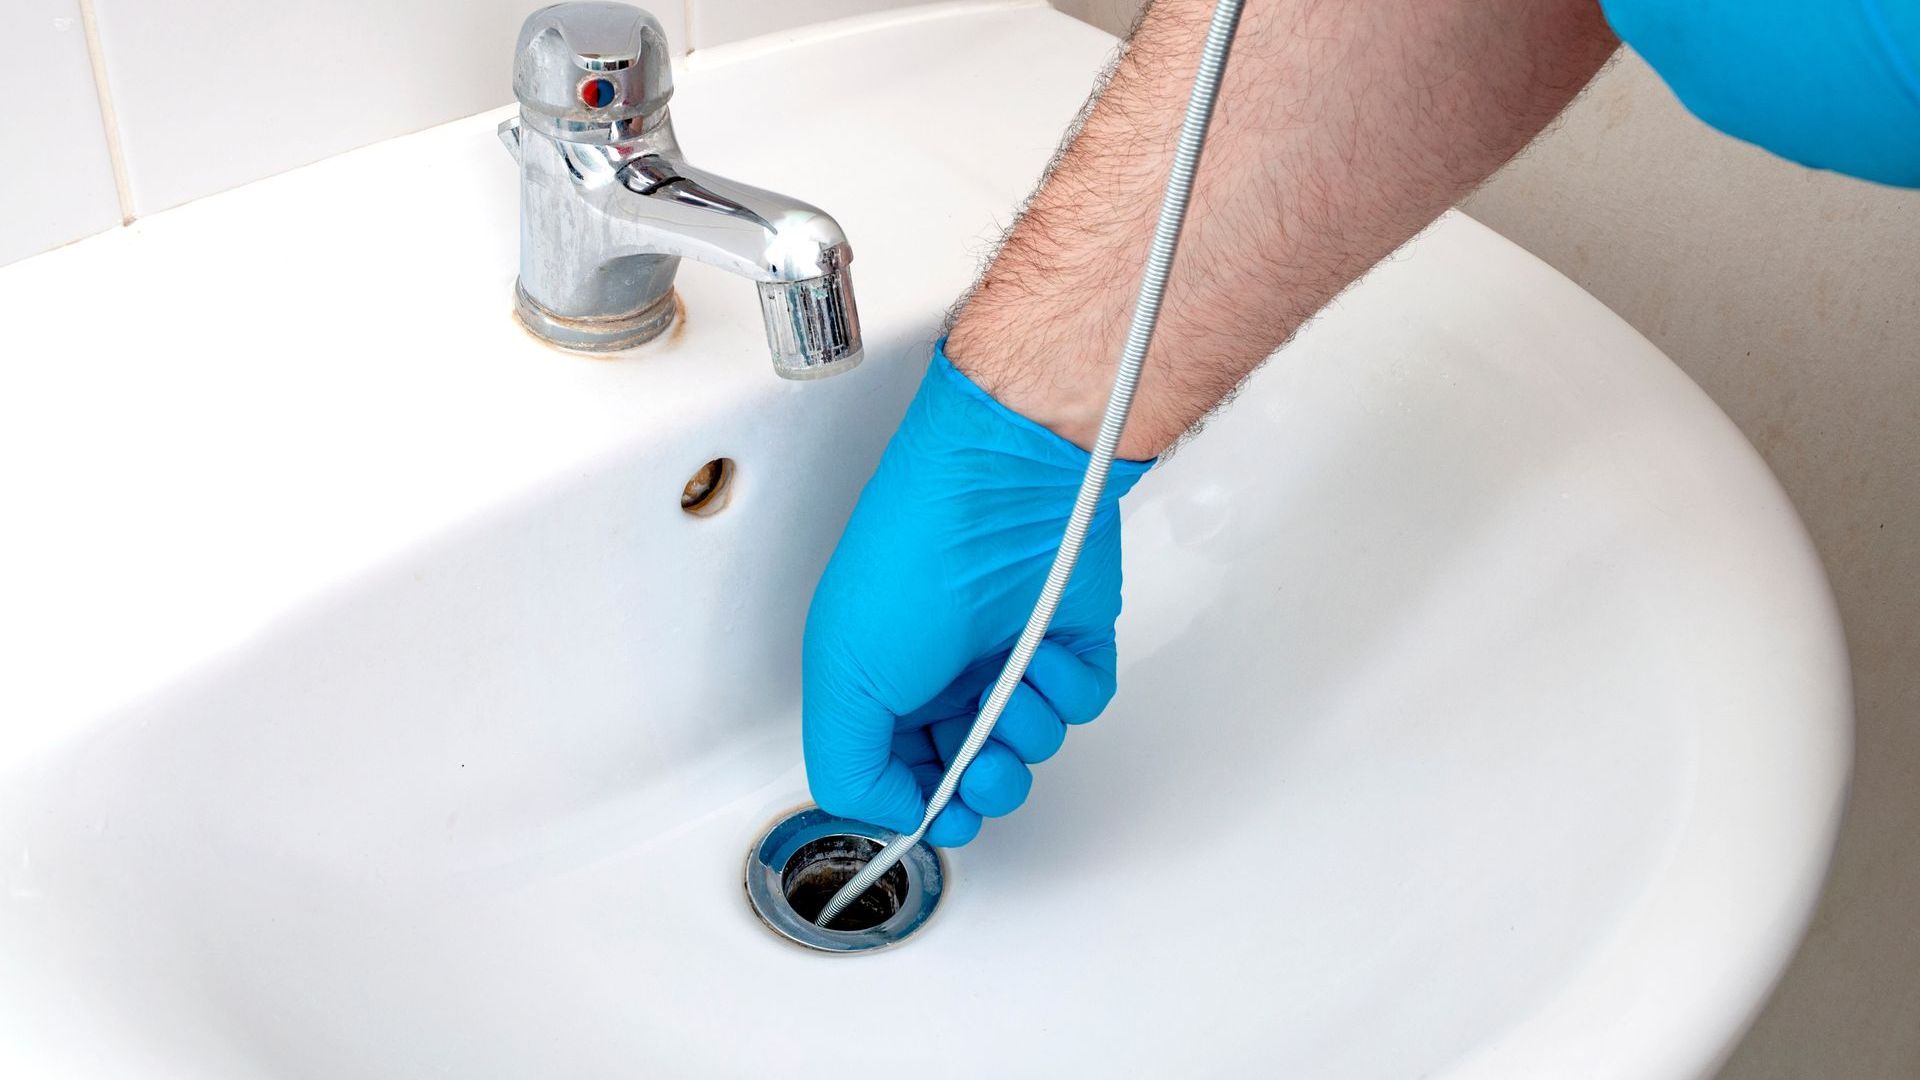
[76,0,135,225]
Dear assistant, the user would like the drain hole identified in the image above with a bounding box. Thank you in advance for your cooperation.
[781,835,908,931]
[680,458,734,516]
[747,808,942,951]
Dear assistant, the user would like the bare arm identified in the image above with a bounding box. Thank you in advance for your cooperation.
[946,0,1619,458]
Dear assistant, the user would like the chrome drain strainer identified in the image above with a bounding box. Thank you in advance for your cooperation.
[746,806,944,953]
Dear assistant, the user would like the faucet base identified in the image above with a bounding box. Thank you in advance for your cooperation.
[513,281,678,353]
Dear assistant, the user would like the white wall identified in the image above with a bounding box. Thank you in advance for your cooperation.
[1053,2,1920,1076]
[0,1,122,267]
[0,0,947,268]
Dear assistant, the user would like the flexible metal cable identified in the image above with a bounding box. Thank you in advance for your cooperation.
[814,0,1246,929]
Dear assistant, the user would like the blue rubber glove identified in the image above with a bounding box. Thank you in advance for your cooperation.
[1599,0,1920,187]
[802,343,1152,846]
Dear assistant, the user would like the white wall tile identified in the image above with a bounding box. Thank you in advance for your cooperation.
[90,0,689,215]
[688,0,938,51]
[0,0,122,267]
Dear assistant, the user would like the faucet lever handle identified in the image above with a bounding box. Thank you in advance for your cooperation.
[513,2,674,144]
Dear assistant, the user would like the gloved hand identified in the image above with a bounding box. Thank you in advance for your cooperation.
[1598,0,1920,187]
[802,342,1152,845]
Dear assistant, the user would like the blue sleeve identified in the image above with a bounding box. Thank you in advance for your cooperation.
[1598,0,1920,187]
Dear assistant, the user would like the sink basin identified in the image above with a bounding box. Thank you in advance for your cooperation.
[0,3,1849,1077]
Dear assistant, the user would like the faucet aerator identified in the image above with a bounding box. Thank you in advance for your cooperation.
[760,271,862,379]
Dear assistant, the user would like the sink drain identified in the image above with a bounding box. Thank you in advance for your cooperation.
[746,806,944,953]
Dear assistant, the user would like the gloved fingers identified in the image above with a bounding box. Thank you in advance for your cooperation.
[896,660,999,731]
[930,718,1034,819]
[909,760,984,846]
[904,669,1067,766]
[891,726,939,768]
[804,685,927,836]
[1026,638,1119,726]
[983,680,1068,764]
[924,802,982,847]
[909,760,943,791]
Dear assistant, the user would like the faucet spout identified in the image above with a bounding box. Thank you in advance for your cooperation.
[502,3,862,377]
[613,156,852,282]
[605,156,863,377]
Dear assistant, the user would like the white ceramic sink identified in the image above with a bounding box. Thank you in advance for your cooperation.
[0,3,1850,1077]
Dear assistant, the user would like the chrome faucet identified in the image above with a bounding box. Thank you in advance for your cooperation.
[499,2,862,377]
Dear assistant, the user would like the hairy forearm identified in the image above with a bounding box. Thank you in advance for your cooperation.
[946,0,1617,457]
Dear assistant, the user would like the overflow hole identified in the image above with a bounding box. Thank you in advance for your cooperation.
[680,458,734,516]
[781,835,908,931]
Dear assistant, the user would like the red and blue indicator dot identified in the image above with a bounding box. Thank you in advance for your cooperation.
[580,77,617,109]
